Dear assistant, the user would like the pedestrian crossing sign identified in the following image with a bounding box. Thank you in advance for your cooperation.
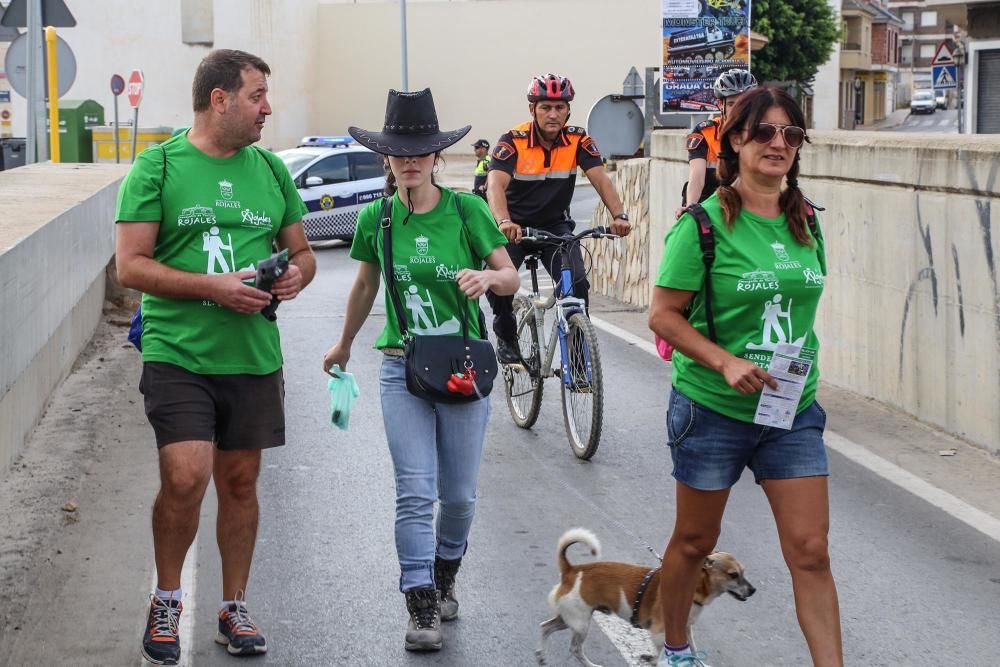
[932,65,958,90]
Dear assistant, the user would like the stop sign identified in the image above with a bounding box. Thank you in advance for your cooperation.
[127,69,144,109]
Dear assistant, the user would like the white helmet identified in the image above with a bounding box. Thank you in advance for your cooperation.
[713,69,758,99]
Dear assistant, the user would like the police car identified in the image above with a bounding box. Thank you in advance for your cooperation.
[277,136,385,242]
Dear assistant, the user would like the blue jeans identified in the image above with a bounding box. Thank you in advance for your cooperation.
[379,355,491,592]
[667,388,829,491]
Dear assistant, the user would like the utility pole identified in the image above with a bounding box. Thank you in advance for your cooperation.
[25,0,47,163]
[400,0,409,92]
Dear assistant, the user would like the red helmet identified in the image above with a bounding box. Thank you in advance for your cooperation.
[527,74,575,102]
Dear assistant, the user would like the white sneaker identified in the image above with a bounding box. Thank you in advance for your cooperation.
[657,649,713,667]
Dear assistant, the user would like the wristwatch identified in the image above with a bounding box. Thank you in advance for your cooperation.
[613,213,629,222]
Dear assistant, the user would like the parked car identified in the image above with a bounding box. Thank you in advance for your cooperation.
[935,89,947,109]
[910,90,936,114]
[277,137,385,242]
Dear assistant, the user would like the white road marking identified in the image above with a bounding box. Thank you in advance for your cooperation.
[593,614,659,663]
[824,432,1000,543]
[590,314,659,357]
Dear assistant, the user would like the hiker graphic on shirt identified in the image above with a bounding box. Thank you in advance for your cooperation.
[405,284,460,335]
[203,226,235,274]
[201,226,257,274]
[746,293,806,351]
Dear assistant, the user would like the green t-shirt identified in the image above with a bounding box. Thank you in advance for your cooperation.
[350,188,507,350]
[115,131,308,375]
[655,195,826,423]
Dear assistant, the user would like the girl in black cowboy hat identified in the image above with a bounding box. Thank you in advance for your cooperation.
[323,88,519,651]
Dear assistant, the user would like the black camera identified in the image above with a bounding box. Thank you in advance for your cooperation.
[255,248,289,321]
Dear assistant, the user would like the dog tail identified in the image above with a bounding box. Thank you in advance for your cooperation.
[557,528,601,574]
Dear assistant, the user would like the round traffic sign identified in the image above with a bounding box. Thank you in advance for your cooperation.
[111,74,125,96]
[127,69,144,109]
[3,32,77,98]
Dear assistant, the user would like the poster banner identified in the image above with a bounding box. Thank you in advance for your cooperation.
[661,0,752,113]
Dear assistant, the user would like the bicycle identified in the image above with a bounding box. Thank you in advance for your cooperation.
[501,225,618,460]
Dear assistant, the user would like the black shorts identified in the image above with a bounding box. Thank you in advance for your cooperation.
[139,361,285,450]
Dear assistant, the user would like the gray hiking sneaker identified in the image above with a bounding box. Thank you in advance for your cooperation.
[434,556,462,622]
[404,588,442,651]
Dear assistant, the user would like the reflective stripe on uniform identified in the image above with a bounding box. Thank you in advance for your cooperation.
[512,169,574,181]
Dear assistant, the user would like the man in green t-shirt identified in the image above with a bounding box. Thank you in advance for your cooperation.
[115,49,314,665]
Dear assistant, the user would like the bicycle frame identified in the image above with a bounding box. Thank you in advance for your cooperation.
[524,253,591,388]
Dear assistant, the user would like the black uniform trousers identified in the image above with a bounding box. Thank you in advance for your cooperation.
[486,219,589,342]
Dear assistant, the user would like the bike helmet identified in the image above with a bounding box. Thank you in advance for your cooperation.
[713,69,758,99]
[527,74,575,102]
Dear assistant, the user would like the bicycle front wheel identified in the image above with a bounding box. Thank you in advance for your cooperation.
[504,296,544,429]
[560,313,604,460]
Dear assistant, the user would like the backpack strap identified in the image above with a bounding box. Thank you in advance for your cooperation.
[686,203,718,344]
[452,192,490,340]
[803,195,824,242]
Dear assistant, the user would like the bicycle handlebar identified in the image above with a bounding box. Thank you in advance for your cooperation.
[520,225,618,244]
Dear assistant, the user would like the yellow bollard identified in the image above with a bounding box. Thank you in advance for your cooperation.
[44,26,59,163]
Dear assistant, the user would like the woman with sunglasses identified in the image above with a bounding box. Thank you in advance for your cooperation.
[649,87,842,667]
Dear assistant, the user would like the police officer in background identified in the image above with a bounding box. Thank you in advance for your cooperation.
[675,69,757,218]
[472,139,490,199]
[486,73,631,364]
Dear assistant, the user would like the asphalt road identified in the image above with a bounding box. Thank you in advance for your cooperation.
[2,186,999,666]
[893,109,958,133]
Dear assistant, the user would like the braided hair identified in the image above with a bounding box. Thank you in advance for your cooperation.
[716,87,814,246]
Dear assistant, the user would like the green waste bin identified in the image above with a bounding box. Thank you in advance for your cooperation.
[46,99,105,163]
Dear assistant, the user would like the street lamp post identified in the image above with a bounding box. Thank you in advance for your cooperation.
[400,0,409,92]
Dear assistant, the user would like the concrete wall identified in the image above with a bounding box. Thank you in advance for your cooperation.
[585,159,652,307]
[591,130,1000,453]
[313,0,662,153]
[8,0,319,152]
[6,0,663,154]
[0,163,128,475]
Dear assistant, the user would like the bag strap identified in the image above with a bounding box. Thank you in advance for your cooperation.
[379,197,412,339]
[378,192,475,345]
[686,203,718,344]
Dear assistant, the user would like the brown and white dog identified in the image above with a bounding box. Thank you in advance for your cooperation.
[537,528,756,667]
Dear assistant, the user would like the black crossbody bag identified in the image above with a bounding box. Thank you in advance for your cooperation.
[378,193,497,403]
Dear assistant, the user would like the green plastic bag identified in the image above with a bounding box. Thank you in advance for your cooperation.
[327,365,360,430]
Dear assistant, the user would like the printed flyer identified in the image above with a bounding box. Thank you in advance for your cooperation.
[661,0,752,113]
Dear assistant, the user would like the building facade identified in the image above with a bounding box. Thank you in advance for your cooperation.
[928,0,1000,133]
[888,0,958,103]
[838,0,904,128]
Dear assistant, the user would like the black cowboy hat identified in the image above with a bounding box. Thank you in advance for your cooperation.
[348,88,471,157]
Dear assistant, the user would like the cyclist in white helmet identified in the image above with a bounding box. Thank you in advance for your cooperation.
[675,68,758,219]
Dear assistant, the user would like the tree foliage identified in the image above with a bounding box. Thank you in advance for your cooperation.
[751,0,841,83]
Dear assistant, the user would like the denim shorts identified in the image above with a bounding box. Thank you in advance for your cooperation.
[666,389,829,491]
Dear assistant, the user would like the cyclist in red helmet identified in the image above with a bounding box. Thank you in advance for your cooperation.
[486,74,632,364]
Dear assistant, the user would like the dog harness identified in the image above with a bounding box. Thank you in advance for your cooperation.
[630,568,660,628]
